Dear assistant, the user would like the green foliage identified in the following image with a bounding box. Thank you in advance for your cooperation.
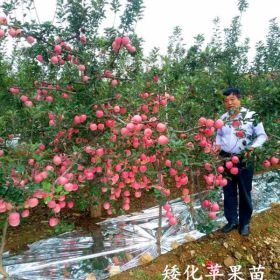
[132,269,149,280]
[0,183,26,204]
[120,0,144,32]
[254,18,280,73]
[267,226,275,233]
[154,273,164,280]
[196,209,217,234]
[53,220,75,234]
[195,255,206,265]
[237,0,249,13]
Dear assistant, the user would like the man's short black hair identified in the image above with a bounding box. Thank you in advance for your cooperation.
[223,87,241,98]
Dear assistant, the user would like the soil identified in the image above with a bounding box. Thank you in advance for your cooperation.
[111,203,280,280]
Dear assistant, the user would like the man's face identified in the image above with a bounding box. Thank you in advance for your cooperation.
[224,94,241,111]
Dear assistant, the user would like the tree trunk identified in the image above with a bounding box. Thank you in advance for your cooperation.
[156,204,162,256]
[90,203,102,218]
[0,216,9,278]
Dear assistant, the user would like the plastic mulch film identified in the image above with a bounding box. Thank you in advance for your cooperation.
[2,170,280,280]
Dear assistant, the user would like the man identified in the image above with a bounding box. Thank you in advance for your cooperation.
[214,87,268,236]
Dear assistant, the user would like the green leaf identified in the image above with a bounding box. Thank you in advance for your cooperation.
[55,185,64,194]
[42,181,52,192]
[16,165,25,173]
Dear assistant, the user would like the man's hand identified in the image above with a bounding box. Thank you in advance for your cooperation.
[212,144,221,154]
[244,147,254,158]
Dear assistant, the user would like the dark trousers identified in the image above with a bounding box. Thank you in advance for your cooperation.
[220,152,254,226]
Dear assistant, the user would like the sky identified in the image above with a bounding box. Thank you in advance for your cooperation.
[29,0,280,59]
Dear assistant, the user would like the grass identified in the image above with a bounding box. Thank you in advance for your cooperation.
[267,226,275,234]
[236,259,250,268]
[132,270,164,280]
[195,255,206,266]
[154,272,164,280]
[53,220,75,234]
[132,269,149,279]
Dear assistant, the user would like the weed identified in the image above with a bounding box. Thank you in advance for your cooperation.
[54,220,75,234]
[196,255,205,265]
[236,259,249,268]
[133,269,149,279]
[154,272,164,280]
[267,226,275,234]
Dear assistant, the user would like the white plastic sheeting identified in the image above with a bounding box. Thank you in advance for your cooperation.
[2,171,280,279]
